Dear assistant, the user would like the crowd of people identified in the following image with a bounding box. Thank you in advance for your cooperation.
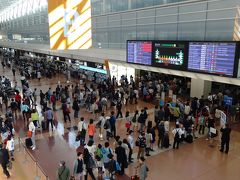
[0,51,234,179]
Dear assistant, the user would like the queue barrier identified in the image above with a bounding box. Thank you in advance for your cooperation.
[17,136,49,180]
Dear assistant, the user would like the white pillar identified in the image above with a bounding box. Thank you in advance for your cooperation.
[190,78,212,99]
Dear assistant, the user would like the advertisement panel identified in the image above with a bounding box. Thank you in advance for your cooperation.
[48,0,92,50]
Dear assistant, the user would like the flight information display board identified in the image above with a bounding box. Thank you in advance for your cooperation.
[152,41,187,70]
[188,42,237,77]
[127,41,152,65]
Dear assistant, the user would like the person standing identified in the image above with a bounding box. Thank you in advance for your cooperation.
[83,148,96,180]
[137,132,146,159]
[72,97,80,118]
[10,98,18,119]
[157,106,165,128]
[88,119,96,141]
[6,136,15,161]
[78,117,87,145]
[15,92,22,110]
[57,161,70,180]
[109,111,117,138]
[116,100,123,119]
[97,113,106,140]
[157,121,165,148]
[21,102,30,125]
[115,141,127,176]
[220,124,231,154]
[32,88,37,106]
[31,109,39,127]
[62,102,71,123]
[172,124,184,149]
[0,144,10,178]
[73,152,84,180]
[50,92,57,111]
[45,108,54,131]
[139,157,148,180]
[28,119,36,150]
[127,130,134,163]
[138,110,146,132]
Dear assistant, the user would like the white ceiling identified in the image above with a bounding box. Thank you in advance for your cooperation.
[0,0,18,12]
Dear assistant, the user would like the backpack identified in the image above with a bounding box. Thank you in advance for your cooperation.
[132,114,137,123]
[104,120,110,129]
[174,130,180,140]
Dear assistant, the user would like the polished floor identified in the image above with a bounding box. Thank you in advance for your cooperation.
[0,66,240,180]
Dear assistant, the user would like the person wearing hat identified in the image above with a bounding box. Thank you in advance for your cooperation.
[28,118,36,150]
[57,160,70,180]
[0,144,10,178]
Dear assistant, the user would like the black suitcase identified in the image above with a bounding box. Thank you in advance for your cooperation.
[41,121,47,130]
[25,138,33,148]
[163,133,170,148]
[185,134,193,143]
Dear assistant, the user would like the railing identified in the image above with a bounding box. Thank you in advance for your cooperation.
[17,136,49,180]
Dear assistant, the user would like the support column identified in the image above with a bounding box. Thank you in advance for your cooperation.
[190,78,212,99]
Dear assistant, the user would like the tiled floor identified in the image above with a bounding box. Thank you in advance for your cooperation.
[1,65,240,180]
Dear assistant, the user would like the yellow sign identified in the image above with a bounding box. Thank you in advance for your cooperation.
[48,0,92,50]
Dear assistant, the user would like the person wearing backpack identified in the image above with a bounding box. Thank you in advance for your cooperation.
[172,124,184,149]
[57,161,70,180]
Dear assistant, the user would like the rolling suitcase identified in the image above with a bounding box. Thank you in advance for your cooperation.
[185,134,193,143]
[25,138,33,148]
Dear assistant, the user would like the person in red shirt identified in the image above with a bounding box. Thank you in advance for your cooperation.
[15,92,22,110]
[88,119,95,141]
[50,92,57,111]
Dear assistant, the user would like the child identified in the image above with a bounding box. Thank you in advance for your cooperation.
[96,155,104,179]
[125,111,131,134]
[131,110,139,132]
[145,129,152,156]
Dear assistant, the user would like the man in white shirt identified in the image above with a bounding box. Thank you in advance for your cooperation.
[78,117,87,145]
[6,136,14,160]
[98,113,106,140]
[172,124,184,149]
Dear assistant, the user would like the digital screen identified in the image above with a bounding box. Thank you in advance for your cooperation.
[153,42,185,66]
[188,42,236,76]
[48,0,92,50]
[127,41,152,65]
[152,41,187,70]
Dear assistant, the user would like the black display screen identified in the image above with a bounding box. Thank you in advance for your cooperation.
[152,41,188,70]
[188,42,237,77]
[127,41,152,65]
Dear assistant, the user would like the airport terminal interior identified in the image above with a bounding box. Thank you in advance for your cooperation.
[0,0,240,180]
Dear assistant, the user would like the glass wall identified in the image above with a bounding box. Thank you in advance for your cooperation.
[92,0,240,49]
[91,0,190,15]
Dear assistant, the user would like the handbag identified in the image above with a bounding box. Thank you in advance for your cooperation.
[66,108,71,113]
[115,161,121,172]
[27,131,33,138]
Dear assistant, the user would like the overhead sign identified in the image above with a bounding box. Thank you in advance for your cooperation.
[48,0,92,50]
